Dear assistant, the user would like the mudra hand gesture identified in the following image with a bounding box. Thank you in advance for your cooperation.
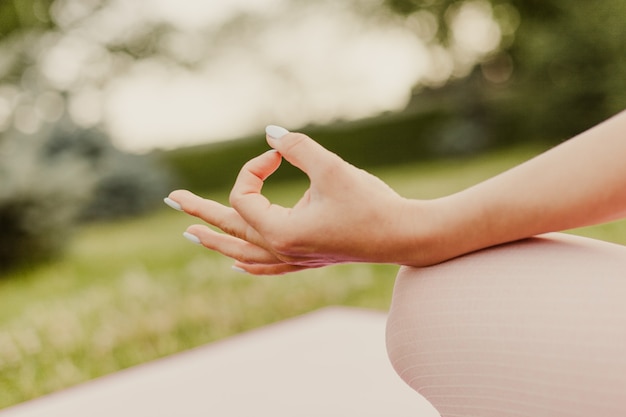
[166,111,626,275]
[165,125,434,274]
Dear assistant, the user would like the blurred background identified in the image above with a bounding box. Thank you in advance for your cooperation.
[1,0,625,408]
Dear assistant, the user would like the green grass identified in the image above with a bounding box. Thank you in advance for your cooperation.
[1,144,625,409]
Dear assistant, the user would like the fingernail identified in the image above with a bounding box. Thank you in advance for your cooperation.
[266,125,289,139]
[164,197,182,211]
[231,265,248,274]
[183,232,201,245]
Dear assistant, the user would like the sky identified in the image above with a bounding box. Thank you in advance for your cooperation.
[6,0,502,153]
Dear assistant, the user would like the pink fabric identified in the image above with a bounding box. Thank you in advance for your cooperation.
[386,233,626,417]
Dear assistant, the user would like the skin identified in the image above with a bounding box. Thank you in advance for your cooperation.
[167,110,626,275]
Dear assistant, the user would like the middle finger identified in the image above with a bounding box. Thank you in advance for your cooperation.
[169,190,267,248]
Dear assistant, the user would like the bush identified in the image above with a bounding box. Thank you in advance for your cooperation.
[0,132,94,270]
[0,122,171,272]
[80,152,170,221]
[41,124,171,222]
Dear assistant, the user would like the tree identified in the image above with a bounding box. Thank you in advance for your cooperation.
[0,119,170,272]
[0,0,55,39]
[384,0,626,143]
[0,124,94,271]
[0,0,173,271]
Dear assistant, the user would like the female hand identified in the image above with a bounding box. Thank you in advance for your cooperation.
[166,111,626,274]
[165,126,433,275]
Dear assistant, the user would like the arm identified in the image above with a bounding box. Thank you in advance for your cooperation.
[166,111,626,274]
[423,110,626,265]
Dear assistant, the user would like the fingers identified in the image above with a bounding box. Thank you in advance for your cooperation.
[185,224,307,275]
[185,225,281,265]
[186,224,316,274]
[229,148,282,200]
[165,125,339,276]
[230,127,344,234]
[228,149,290,234]
[166,148,292,267]
[265,125,343,180]
[167,189,266,248]
[232,260,311,276]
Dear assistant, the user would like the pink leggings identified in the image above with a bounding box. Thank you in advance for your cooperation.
[386,233,626,417]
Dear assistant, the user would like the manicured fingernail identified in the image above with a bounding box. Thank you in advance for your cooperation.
[266,125,289,139]
[183,232,201,245]
[164,197,182,211]
[231,265,248,274]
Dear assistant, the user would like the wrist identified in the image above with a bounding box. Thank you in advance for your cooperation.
[394,193,494,267]
[390,197,452,267]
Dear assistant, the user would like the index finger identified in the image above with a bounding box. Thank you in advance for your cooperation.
[229,149,290,233]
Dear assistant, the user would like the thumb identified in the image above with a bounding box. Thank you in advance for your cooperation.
[265,125,341,178]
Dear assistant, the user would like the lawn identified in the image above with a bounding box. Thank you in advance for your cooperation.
[1,144,625,409]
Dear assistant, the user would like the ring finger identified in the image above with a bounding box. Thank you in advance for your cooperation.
[186,225,281,265]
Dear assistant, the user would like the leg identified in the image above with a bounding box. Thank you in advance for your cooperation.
[386,233,626,417]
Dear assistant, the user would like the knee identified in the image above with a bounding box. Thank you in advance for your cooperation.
[385,234,626,416]
[385,265,432,394]
[385,267,443,414]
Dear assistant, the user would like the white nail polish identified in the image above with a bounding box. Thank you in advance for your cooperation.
[164,197,182,211]
[266,125,289,139]
[231,265,248,274]
[183,232,201,245]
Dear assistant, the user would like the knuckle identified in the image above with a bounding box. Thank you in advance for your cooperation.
[184,199,203,217]
[220,215,240,238]
[228,189,240,207]
[232,248,254,264]
[239,158,257,174]
[229,191,249,213]
[266,233,299,256]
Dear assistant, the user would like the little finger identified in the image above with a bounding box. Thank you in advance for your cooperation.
[232,261,312,276]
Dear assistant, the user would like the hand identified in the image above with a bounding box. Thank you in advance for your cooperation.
[166,126,428,275]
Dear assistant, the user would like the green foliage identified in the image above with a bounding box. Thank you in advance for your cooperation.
[80,153,170,221]
[1,145,625,408]
[385,0,626,142]
[37,122,171,222]
[163,109,500,192]
[0,0,54,39]
[0,130,93,271]
[508,0,626,138]
[163,0,626,194]
[0,122,171,271]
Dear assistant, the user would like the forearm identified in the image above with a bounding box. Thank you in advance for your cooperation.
[167,116,624,274]
[414,110,626,265]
